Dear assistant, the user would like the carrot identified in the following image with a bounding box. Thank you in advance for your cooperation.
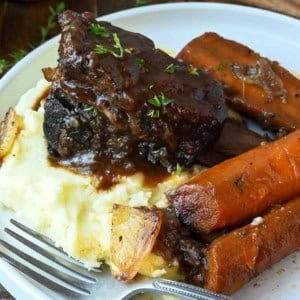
[203,196,300,295]
[177,32,300,131]
[167,129,300,234]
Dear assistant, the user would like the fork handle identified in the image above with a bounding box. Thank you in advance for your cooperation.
[150,279,232,300]
[123,278,233,300]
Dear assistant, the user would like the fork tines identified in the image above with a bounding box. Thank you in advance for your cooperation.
[0,219,100,296]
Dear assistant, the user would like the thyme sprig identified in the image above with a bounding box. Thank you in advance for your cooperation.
[0,1,65,77]
[188,65,199,76]
[9,49,27,62]
[0,59,9,75]
[40,2,65,43]
[148,93,173,107]
[95,33,131,58]
[135,0,150,7]
[165,63,177,74]
[147,93,173,118]
[89,23,109,38]
[0,49,27,76]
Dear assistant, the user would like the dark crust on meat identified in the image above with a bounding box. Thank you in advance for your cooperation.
[43,10,226,187]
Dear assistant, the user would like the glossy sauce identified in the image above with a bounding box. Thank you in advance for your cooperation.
[49,154,170,190]
[32,87,50,111]
[43,11,226,190]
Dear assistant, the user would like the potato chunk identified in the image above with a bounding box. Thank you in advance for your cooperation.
[111,204,162,281]
[0,108,20,159]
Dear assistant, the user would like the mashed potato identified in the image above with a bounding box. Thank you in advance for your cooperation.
[0,79,200,277]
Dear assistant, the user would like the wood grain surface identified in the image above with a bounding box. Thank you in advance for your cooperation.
[0,0,299,298]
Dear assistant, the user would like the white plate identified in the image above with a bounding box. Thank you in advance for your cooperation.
[0,2,300,300]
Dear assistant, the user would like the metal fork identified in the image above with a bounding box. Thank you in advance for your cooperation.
[0,219,232,300]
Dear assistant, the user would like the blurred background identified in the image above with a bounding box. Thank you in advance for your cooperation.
[0,0,299,78]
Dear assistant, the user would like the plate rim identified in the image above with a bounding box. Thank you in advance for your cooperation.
[1,2,299,96]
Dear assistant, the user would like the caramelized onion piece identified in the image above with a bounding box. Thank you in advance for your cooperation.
[0,108,20,159]
[42,67,56,82]
[111,204,162,281]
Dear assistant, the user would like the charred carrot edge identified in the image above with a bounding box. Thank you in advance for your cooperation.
[167,129,300,234]
[177,32,300,131]
[203,196,300,295]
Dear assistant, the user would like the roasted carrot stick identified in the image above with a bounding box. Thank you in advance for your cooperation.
[203,196,300,295]
[167,129,300,234]
[177,32,300,131]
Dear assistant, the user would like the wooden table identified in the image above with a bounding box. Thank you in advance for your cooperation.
[0,0,299,298]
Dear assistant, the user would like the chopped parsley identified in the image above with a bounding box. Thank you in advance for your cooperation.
[165,63,177,74]
[188,65,199,76]
[95,33,131,58]
[89,23,109,38]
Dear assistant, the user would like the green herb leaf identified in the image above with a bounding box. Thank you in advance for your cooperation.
[148,93,173,107]
[125,48,134,54]
[95,44,111,55]
[0,1,65,78]
[112,33,124,58]
[89,23,109,38]
[165,63,176,74]
[148,95,161,107]
[28,42,38,50]
[134,58,145,68]
[56,2,66,14]
[188,65,199,76]
[176,163,184,176]
[147,109,160,118]
[95,33,131,59]
[160,94,173,106]
[0,59,9,75]
[147,93,173,118]
[40,1,65,43]
[10,49,27,63]
[135,0,150,7]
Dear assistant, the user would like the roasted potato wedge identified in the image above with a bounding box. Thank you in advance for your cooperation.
[0,108,20,159]
[111,204,162,281]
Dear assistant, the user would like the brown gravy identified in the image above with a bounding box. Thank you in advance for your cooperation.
[49,154,170,190]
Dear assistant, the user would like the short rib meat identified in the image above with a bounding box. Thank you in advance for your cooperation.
[43,11,226,186]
